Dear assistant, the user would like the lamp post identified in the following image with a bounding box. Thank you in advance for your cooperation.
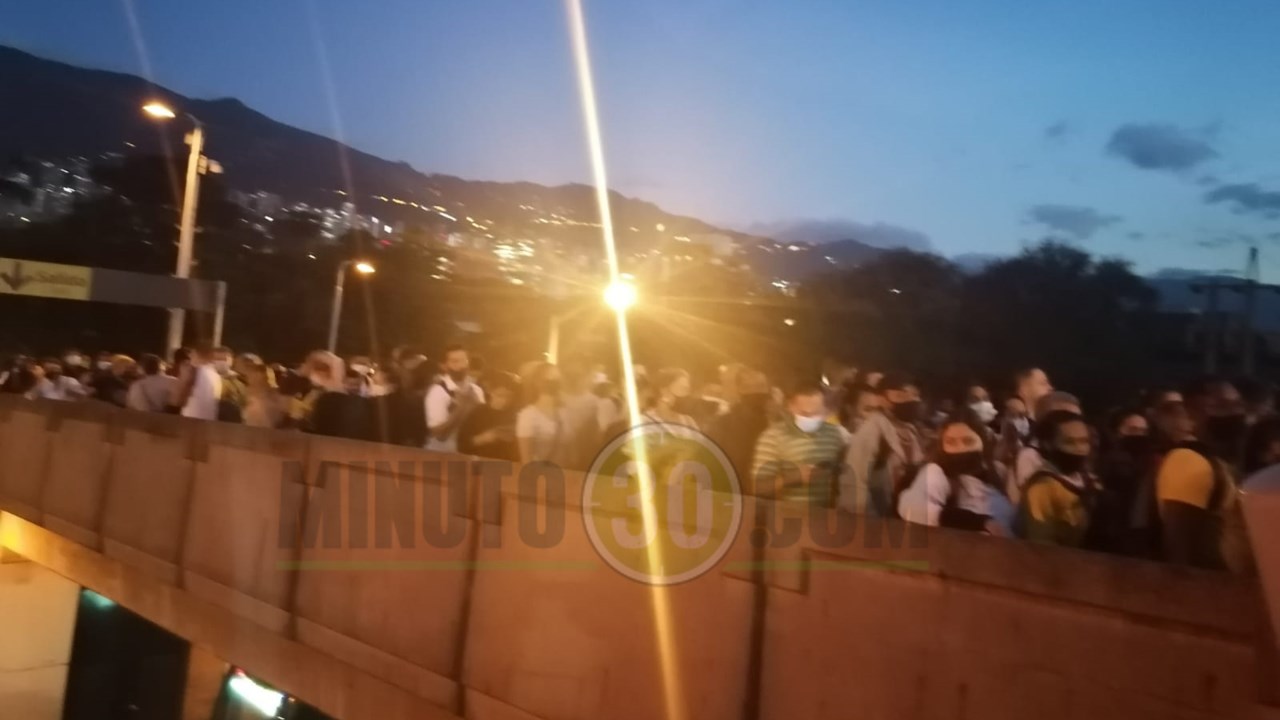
[328,260,375,353]
[142,101,207,356]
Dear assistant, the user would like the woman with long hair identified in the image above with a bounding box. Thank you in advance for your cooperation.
[642,368,697,430]
[897,409,1015,535]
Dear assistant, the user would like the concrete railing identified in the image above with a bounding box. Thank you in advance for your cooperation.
[0,395,1268,720]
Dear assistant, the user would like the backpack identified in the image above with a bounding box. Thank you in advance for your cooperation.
[1013,468,1100,540]
[1134,442,1228,560]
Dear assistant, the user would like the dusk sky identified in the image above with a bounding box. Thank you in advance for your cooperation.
[5,0,1280,276]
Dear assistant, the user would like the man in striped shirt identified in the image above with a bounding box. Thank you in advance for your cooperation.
[751,385,847,504]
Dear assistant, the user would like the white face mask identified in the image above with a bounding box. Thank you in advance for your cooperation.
[63,354,83,367]
[368,382,391,397]
[350,363,371,376]
[591,371,608,385]
[1012,416,1031,437]
[969,400,997,424]
[96,360,112,371]
[794,415,825,433]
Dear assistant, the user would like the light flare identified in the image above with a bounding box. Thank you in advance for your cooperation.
[565,2,685,719]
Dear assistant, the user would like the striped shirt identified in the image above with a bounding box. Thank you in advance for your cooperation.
[750,419,846,504]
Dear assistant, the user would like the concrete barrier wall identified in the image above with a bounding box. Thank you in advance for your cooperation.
[0,395,1266,720]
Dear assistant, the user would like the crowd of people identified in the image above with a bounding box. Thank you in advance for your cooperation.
[2,344,1276,573]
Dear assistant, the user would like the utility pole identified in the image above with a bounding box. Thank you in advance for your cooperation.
[1194,247,1280,377]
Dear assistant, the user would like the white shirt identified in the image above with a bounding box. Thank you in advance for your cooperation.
[898,463,1016,534]
[516,404,569,464]
[34,375,85,401]
[424,375,485,452]
[181,365,222,420]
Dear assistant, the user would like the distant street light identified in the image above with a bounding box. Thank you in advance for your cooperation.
[328,260,376,352]
[142,100,205,356]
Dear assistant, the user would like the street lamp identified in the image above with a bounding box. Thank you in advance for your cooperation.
[142,100,205,356]
[547,279,638,364]
[328,260,375,353]
[603,279,638,312]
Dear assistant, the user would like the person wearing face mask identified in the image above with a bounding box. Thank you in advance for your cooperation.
[1008,391,1083,505]
[839,374,927,517]
[966,385,998,428]
[1155,377,1250,571]
[750,384,846,503]
[1016,410,1098,548]
[516,363,569,464]
[88,354,136,408]
[424,344,485,452]
[708,369,775,486]
[897,410,1015,535]
[1092,408,1154,555]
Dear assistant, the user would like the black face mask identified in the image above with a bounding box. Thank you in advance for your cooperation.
[1046,448,1088,475]
[937,450,984,477]
[1205,414,1247,455]
[891,400,922,424]
[1117,435,1152,458]
[447,369,468,383]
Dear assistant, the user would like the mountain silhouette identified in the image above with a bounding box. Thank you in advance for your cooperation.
[0,44,757,252]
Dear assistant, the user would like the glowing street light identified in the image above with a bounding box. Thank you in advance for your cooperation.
[547,280,638,364]
[142,101,177,119]
[328,260,376,352]
[603,279,638,312]
[142,100,205,355]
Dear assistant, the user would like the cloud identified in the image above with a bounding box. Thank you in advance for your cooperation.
[1127,231,1146,241]
[748,219,932,251]
[1203,183,1280,217]
[1043,121,1070,143]
[1026,204,1122,240]
[1105,123,1217,172]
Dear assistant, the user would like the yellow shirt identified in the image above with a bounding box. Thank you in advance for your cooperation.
[1156,448,1234,513]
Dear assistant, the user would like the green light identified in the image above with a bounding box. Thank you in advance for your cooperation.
[83,590,116,609]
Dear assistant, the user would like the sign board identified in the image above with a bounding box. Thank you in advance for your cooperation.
[0,256,224,312]
[0,259,92,300]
